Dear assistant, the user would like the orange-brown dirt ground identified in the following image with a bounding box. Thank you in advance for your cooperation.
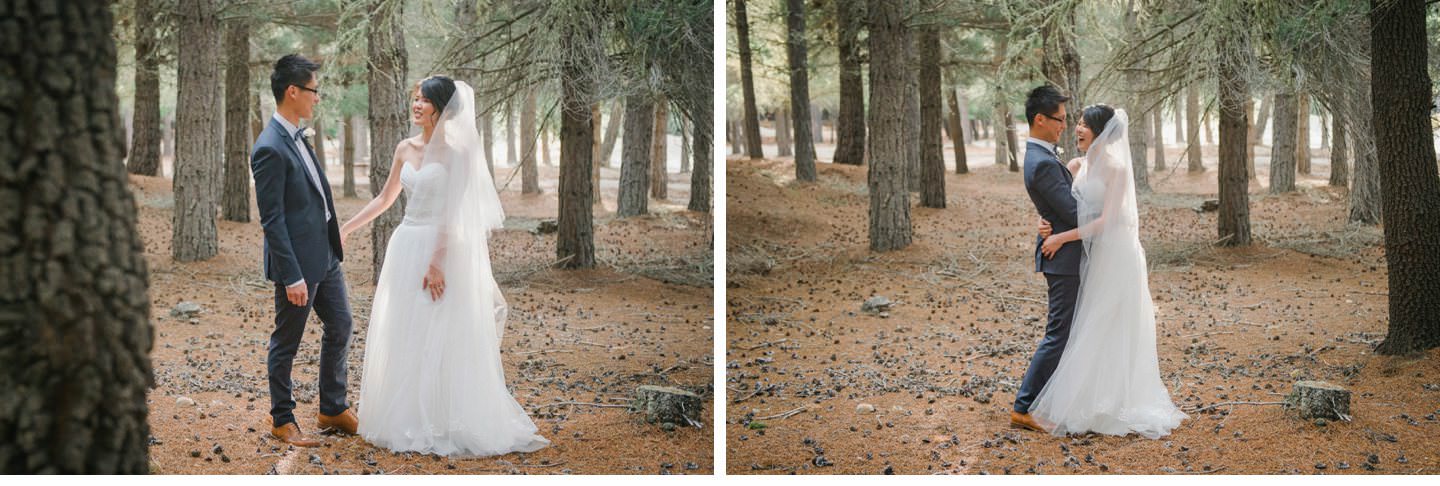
[725,133,1440,475]
[134,162,713,475]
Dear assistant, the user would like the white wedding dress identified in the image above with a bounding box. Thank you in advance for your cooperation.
[356,82,548,457]
[1028,109,1188,439]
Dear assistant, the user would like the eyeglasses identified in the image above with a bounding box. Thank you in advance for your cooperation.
[1041,113,1066,124]
[292,84,320,97]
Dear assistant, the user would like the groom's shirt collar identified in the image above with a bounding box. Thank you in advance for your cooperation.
[273,112,304,139]
[1026,137,1057,158]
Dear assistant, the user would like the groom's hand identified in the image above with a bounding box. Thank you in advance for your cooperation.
[286,281,309,307]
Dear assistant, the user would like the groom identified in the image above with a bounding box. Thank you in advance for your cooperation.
[1011,85,1082,432]
[251,54,357,447]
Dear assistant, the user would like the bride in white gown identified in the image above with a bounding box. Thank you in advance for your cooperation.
[1029,105,1188,439]
[339,76,548,456]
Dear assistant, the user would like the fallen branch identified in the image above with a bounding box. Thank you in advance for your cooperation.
[1184,401,1284,414]
[755,406,807,421]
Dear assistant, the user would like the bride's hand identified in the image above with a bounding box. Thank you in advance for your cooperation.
[422,262,445,301]
[1041,234,1065,259]
[1038,217,1053,238]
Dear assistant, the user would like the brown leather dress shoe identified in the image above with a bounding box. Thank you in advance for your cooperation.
[317,408,359,436]
[271,422,321,447]
[1010,411,1045,432]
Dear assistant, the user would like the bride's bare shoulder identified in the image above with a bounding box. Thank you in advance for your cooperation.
[393,136,423,158]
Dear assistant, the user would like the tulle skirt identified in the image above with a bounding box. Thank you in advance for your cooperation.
[1029,235,1188,439]
[356,222,548,456]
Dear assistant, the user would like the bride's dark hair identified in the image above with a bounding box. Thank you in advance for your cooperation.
[418,75,457,115]
[1082,103,1116,135]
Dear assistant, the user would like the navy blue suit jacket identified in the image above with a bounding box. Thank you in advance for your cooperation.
[1022,141,1082,276]
[250,118,343,287]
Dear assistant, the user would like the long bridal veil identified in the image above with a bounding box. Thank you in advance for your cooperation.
[1028,108,1188,439]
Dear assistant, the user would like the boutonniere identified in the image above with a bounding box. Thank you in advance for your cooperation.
[302,127,316,139]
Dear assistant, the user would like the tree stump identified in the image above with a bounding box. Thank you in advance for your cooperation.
[1285,380,1351,420]
[631,385,702,427]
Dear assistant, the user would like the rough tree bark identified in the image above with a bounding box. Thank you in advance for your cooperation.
[1217,34,1251,246]
[786,0,816,181]
[1370,0,1440,355]
[521,89,540,194]
[172,0,222,262]
[222,20,251,223]
[918,27,945,208]
[834,0,866,165]
[867,0,912,251]
[948,88,969,174]
[1042,8,1082,160]
[689,99,712,212]
[367,0,409,279]
[557,10,598,269]
[904,33,920,190]
[776,107,792,157]
[1296,93,1311,175]
[0,1,154,473]
[735,0,764,159]
[1270,91,1297,193]
[618,95,654,217]
[128,0,162,176]
[1152,107,1166,172]
[591,103,603,205]
[1124,5,1150,192]
[1329,114,1348,187]
[342,114,356,197]
[650,99,668,200]
[1186,85,1203,172]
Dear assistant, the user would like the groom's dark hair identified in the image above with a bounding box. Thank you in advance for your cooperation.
[271,54,321,105]
[1024,85,1071,126]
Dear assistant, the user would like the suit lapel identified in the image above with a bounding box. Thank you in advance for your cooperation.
[275,120,327,202]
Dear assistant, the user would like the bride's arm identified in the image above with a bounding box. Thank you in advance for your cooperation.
[340,144,407,241]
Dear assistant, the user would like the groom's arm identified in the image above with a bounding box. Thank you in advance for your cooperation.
[1034,161,1078,229]
[251,145,304,287]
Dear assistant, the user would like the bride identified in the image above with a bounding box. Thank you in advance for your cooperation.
[339,75,549,456]
[1030,104,1188,439]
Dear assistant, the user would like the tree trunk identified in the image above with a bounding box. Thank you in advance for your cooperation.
[599,100,624,168]
[1250,94,1272,147]
[591,103,603,205]
[1270,91,1298,193]
[506,101,518,167]
[688,101,713,212]
[367,0,409,279]
[1186,86,1204,172]
[1245,98,1257,180]
[867,0,912,252]
[1370,0,1440,355]
[735,0,764,159]
[557,10,598,269]
[680,117,692,173]
[948,88,968,174]
[129,0,162,176]
[521,89,540,194]
[903,33,920,190]
[1320,110,1330,149]
[776,107,792,156]
[541,124,552,166]
[1152,107,1166,172]
[481,109,495,174]
[650,99,668,200]
[0,2,153,473]
[786,0,816,181]
[730,118,743,155]
[342,115,356,197]
[173,0,222,262]
[1174,96,1184,142]
[1329,113,1348,187]
[1347,14,1382,226]
[1296,93,1311,175]
[919,28,945,208]
[1217,36,1251,247]
[618,95,654,217]
[1124,6,1150,192]
[222,21,251,223]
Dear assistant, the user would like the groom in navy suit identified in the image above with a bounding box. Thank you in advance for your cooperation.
[250,54,357,447]
[1012,85,1082,431]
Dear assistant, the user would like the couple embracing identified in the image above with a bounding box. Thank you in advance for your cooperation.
[250,54,548,456]
[1010,85,1188,439]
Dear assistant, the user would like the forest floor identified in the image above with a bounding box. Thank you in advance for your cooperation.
[132,163,714,475]
[725,142,1440,475]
